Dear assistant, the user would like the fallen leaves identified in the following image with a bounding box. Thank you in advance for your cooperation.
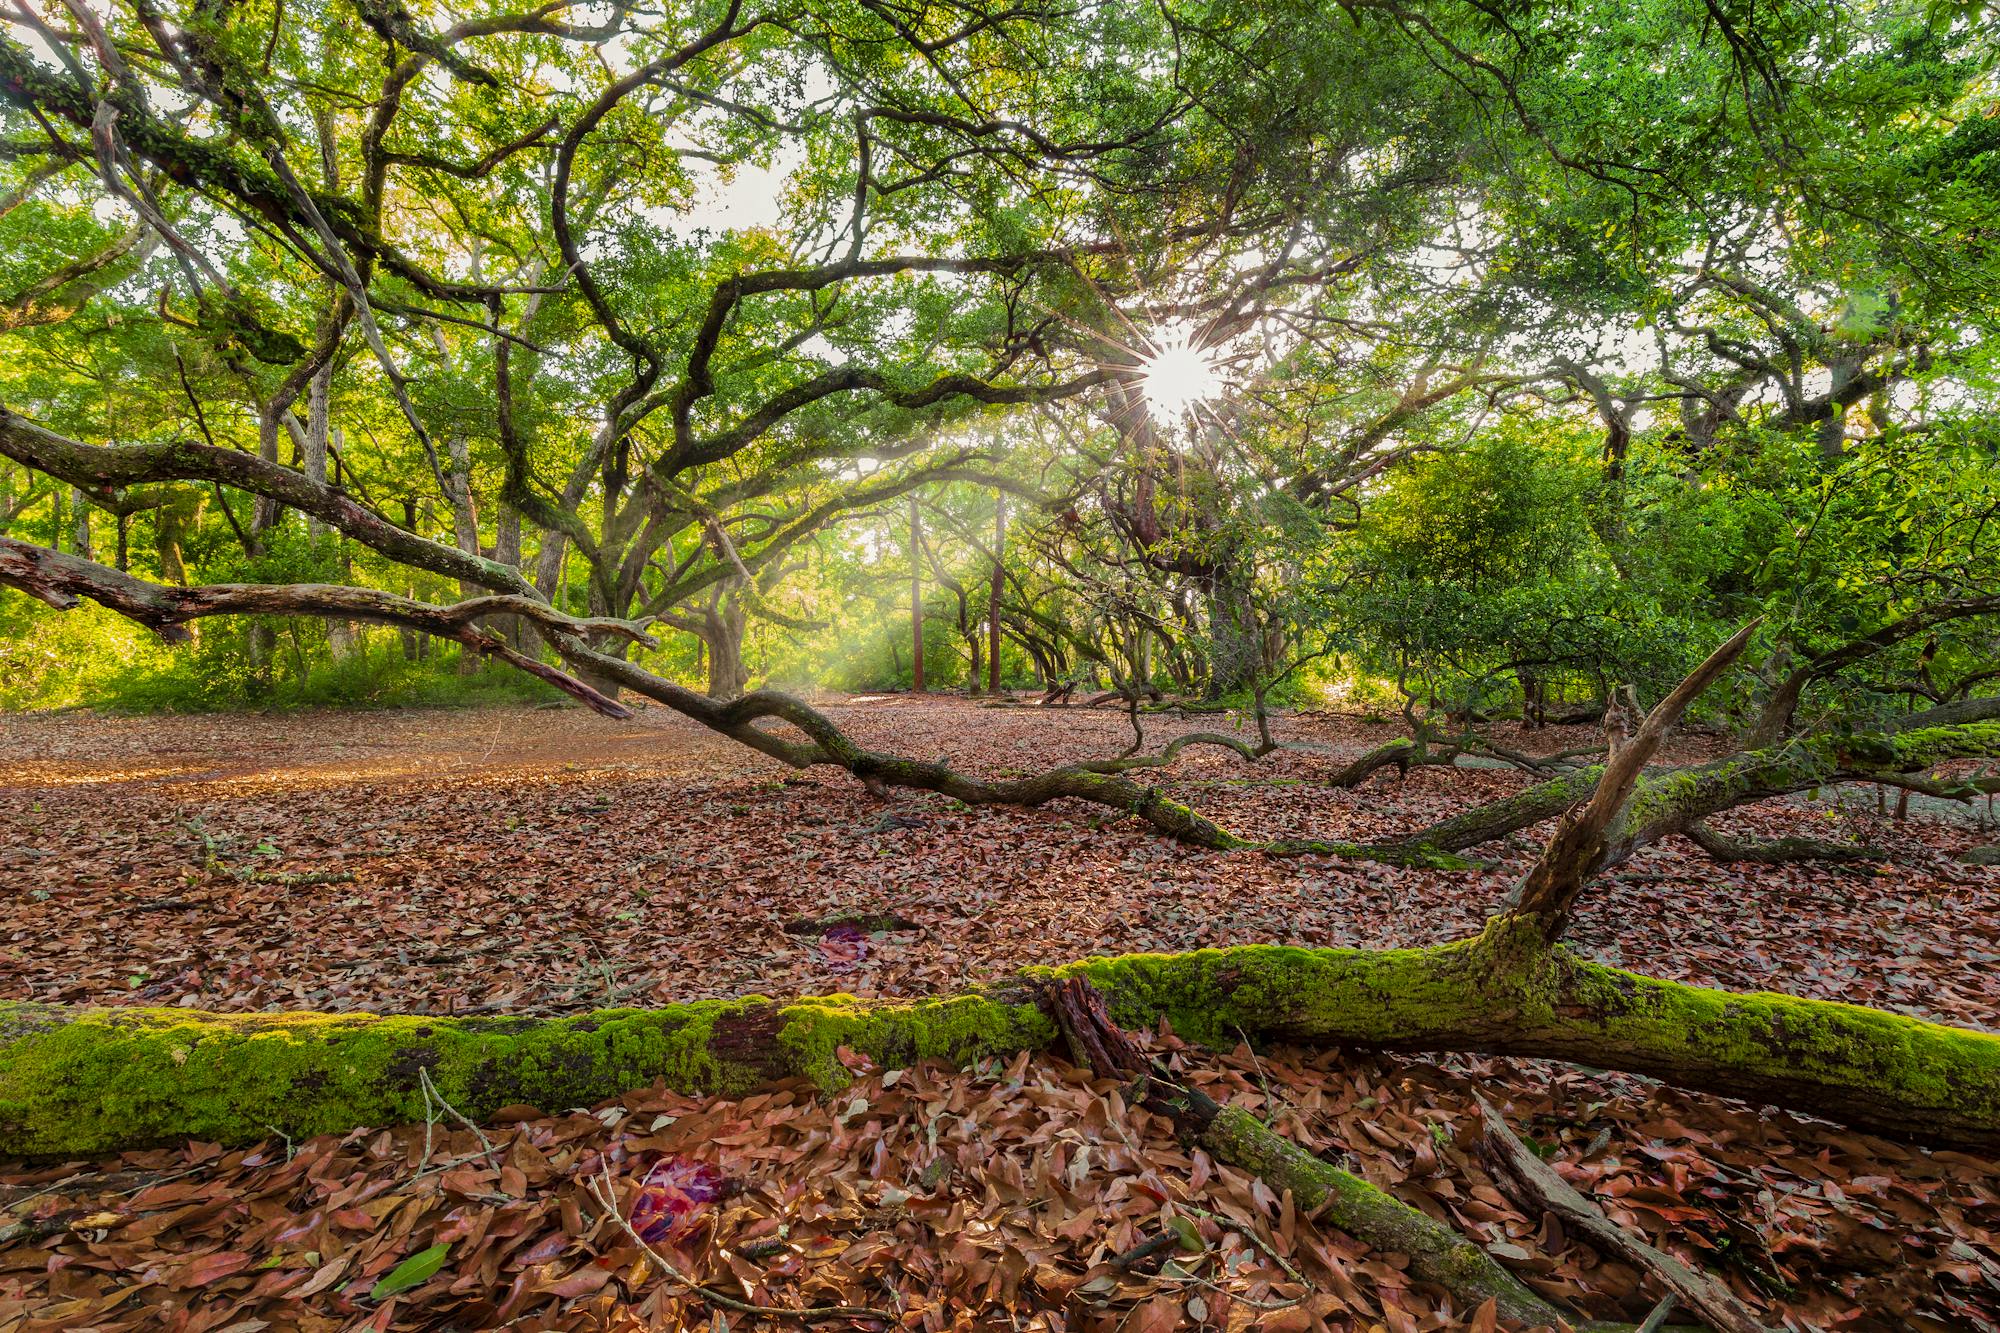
[2,697,1998,1328]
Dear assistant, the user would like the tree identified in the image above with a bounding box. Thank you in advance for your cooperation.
[4,0,2000,1200]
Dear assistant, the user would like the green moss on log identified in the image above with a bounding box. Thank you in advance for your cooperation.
[3,928,1998,1156]
[773,991,1056,1089]
[1521,947,2000,1129]
[0,999,778,1156]
[1199,1104,1563,1327]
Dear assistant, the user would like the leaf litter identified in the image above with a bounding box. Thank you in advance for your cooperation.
[2,697,1998,1329]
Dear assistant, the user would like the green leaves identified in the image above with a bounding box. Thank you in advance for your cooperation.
[369,1242,450,1300]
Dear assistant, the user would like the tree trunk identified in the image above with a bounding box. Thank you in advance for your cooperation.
[702,596,751,700]
[250,408,284,538]
[153,490,204,586]
[303,360,332,543]
[909,496,925,692]
[988,490,1005,695]
[443,432,482,674]
[68,487,89,561]
[303,360,361,660]
[1200,565,1259,699]
[493,504,523,650]
[398,498,422,662]
[4,916,1996,1157]
[325,541,359,661]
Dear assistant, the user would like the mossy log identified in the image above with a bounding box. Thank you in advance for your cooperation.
[1194,1100,1677,1332]
[1398,722,2000,860]
[1202,1099,1554,1322]
[4,920,1998,1158]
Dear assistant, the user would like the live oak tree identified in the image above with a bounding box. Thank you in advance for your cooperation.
[3,0,2000,1220]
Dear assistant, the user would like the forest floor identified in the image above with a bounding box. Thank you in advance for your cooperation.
[2,697,1998,1331]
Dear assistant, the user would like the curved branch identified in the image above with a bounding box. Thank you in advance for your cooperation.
[0,406,535,596]
[0,537,641,716]
[1076,729,1277,772]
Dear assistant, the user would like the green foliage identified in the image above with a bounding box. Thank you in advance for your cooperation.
[0,0,1996,728]
[1359,427,1596,590]
[0,592,170,710]
[92,645,563,715]
[1334,427,1693,711]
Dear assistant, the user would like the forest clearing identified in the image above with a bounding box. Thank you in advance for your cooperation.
[5,0,2000,1327]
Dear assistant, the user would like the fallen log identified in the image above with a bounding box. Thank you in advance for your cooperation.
[5,918,1999,1158]
[1681,823,1881,865]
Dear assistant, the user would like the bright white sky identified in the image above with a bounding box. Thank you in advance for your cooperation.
[663,148,802,240]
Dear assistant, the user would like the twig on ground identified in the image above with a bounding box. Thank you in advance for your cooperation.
[417,1066,501,1171]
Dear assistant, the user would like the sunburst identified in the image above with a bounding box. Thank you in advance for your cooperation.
[1135,321,1226,426]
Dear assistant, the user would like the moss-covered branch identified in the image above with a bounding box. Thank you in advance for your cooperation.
[1396,722,2000,864]
[1607,723,2000,863]
[6,921,1997,1157]
[1188,1100,1596,1329]
[1681,821,1881,864]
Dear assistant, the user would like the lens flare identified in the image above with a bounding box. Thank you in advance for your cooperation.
[1137,323,1224,425]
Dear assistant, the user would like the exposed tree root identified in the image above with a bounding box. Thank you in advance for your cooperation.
[6,918,1999,1158]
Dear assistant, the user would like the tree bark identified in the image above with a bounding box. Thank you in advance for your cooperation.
[701,595,751,699]
[303,360,333,543]
[493,504,524,648]
[68,486,89,560]
[153,489,203,586]
[443,431,482,674]
[0,411,530,594]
